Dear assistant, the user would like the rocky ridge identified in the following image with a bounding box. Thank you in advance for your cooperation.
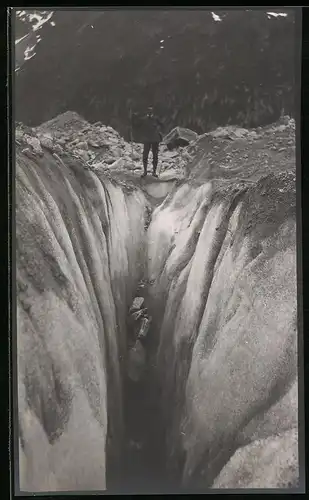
[15,111,296,184]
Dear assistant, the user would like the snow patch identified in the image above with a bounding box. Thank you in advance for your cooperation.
[24,52,36,61]
[16,10,54,32]
[211,12,222,22]
[267,12,288,18]
[15,34,29,45]
[24,45,36,61]
[32,11,54,31]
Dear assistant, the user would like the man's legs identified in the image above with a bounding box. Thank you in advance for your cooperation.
[151,142,159,177]
[142,143,151,177]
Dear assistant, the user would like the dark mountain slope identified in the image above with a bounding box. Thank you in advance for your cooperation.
[15,9,296,138]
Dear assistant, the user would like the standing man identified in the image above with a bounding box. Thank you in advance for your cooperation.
[141,106,163,178]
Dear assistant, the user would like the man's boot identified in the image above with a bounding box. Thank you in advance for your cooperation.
[152,163,158,178]
[141,162,147,178]
[152,159,158,178]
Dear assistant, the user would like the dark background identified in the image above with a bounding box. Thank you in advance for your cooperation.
[15,9,295,139]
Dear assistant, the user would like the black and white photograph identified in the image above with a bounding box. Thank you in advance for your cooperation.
[13,7,302,494]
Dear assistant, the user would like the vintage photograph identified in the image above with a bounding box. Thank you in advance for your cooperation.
[14,8,301,494]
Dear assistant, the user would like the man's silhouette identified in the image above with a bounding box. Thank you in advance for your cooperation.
[140,107,163,178]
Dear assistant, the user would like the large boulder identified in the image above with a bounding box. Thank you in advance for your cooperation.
[163,127,198,150]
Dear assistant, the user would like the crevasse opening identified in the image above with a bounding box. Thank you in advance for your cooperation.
[16,115,299,494]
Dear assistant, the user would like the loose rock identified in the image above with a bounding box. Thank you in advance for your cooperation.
[76,141,88,150]
[164,126,198,150]
[24,134,44,156]
[53,143,63,155]
[130,296,145,312]
[38,133,54,151]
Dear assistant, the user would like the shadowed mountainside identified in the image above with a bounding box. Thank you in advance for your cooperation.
[15,9,296,137]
